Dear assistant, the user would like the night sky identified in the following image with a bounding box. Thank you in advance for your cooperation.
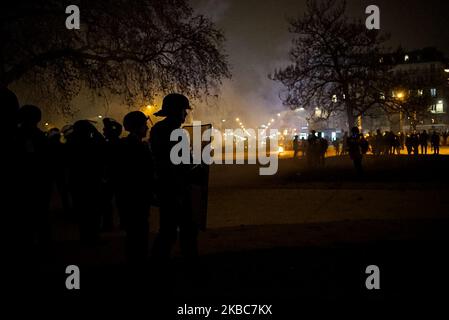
[192,0,449,127]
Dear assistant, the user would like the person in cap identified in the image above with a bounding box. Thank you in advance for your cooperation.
[150,93,198,260]
[116,111,153,263]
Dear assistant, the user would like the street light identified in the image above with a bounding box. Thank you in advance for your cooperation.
[444,68,449,73]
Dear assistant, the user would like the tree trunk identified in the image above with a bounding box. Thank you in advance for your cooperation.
[346,103,356,131]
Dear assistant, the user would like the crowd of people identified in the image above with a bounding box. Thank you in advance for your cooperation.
[3,88,199,265]
[292,128,446,160]
[291,127,446,175]
[293,131,329,167]
[364,129,445,156]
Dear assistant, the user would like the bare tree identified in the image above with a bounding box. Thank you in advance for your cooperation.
[270,0,391,130]
[385,86,440,132]
[1,0,230,114]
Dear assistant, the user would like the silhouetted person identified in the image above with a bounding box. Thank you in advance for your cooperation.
[412,133,419,155]
[66,120,105,245]
[405,134,413,156]
[385,131,396,155]
[115,112,153,263]
[431,131,440,155]
[47,127,71,216]
[300,137,306,156]
[150,93,198,260]
[360,135,370,155]
[1,88,19,139]
[332,138,340,156]
[442,131,448,146]
[373,129,383,156]
[292,135,300,159]
[2,89,22,289]
[317,132,328,167]
[101,118,123,231]
[346,127,364,175]
[16,105,52,247]
[419,130,428,155]
[306,130,318,167]
[341,131,348,155]
[399,132,405,151]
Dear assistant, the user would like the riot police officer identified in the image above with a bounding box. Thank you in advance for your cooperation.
[150,93,198,260]
[116,111,153,263]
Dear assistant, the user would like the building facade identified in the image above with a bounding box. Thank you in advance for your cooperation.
[363,47,449,133]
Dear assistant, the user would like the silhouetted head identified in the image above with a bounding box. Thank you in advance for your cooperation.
[48,127,60,136]
[48,128,61,142]
[1,88,19,128]
[351,126,360,136]
[317,132,322,138]
[154,93,191,124]
[103,117,122,139]
[123,111,148,138]
[61,124,74,140]
[71,120,100,142]
[18,105,42,128]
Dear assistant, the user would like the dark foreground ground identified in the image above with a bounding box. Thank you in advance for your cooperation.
[10,155,449,315]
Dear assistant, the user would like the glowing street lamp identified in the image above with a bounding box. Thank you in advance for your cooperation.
[396,91,405,100]
[444,68,449,73]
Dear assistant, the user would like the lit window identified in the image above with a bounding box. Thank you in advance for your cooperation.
[417,89,423,96]
[430,88,437,97]
[332,95,337,103]
[430,100,444,114]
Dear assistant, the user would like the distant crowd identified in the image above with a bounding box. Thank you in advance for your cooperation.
[292,129,447,160]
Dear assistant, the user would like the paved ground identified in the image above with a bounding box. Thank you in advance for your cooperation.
[25,154,449,311]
